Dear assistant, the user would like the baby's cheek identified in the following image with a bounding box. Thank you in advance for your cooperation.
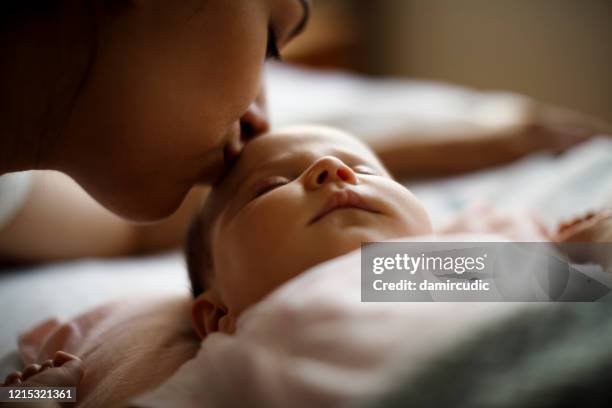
[411,205,434,235]
[244,186,307,228]
[222,193,302,268]
[393,189,433,236]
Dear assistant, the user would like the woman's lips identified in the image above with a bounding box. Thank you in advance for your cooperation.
[308,189,381,225]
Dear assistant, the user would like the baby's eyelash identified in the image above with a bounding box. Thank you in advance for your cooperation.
[266,26,282,61]
[352,165,379,176]
[253,178,288,198]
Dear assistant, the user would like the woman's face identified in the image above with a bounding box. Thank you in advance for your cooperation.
[59,0,310,221]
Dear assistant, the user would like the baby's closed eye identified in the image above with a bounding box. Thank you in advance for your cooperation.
[351,164,379,176]
[250,164,380,201]
[253,176,291,199]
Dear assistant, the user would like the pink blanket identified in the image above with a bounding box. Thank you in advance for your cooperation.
[134,241,535,407]
[20,236,541,407]
[18,295,199,407]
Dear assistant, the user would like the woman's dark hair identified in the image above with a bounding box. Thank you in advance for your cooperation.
[1,1,61,26]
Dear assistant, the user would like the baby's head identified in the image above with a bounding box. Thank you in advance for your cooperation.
[186,126,432,337]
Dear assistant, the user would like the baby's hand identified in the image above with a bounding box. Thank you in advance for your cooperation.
[440,203,549,242]
[553,209,612,271]
[2,351,83,388]
[553,209,612,243]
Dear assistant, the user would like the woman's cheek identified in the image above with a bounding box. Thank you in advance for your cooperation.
[206,16,267,123]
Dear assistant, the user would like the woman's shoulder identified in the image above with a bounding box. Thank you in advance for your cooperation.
[0,171,33,231]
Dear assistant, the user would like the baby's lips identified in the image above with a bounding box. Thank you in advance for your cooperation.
[308,189,380,225]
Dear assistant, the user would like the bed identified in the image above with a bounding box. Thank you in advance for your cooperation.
[1,63,611,383]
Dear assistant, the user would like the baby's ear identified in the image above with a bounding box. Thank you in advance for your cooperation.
[192,291,231,338]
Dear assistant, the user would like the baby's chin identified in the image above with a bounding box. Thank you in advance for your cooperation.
[224,227,414,315]
[312,207,414,237]
[306,222,412,265]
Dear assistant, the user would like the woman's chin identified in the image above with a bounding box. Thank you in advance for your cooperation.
[99,188,189,222]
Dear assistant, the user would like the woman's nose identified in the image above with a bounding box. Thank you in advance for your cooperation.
[304,156,358,190]
[224,89,270,167]
[240,89,270,141]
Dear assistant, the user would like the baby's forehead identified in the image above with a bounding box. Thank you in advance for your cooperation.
[206,126,386,210]
[240,126,380,168]
[190,127,386,270]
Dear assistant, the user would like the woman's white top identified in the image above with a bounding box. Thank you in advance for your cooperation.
[0,171,32,231]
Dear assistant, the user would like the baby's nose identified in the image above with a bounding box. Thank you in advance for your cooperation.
[304,156,357,190]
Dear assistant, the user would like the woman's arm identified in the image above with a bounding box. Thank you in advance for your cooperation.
[0,171,206,264]
[370,102,612,178]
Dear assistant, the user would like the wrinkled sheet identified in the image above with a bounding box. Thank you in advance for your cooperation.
[11,237,612,407]
[16,295,199,407]
[133,237,545,408]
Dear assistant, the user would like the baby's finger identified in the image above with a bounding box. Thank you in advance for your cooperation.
[40,359,54,371]
[23,358,84,388]
[4,371,23,386]
[43,359,83,387]
[21,364,42,381]
[52,351,79,367]
[60,359,84,385]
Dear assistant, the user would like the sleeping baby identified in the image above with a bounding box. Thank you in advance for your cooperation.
[0,125,432,399]
[183,125,611,337]
[4,126,611,404]
[185,125,434,336]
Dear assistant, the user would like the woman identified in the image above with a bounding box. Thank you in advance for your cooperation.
[0,1,608,263]
[0,0,310,261]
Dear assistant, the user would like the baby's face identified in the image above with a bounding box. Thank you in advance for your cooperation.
[193,126,432,314]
